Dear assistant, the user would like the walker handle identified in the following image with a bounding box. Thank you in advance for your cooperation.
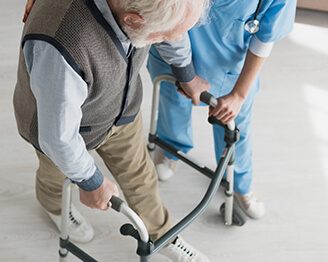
[110,196,124,212]
[175,81,235,130]
[200,91,236,131]
[200,91,218,107]
[109,196,150,243]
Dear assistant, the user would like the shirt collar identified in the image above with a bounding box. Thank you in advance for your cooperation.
[93,0,131,47]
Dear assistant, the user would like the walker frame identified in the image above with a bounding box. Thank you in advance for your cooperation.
[57,74,245,261]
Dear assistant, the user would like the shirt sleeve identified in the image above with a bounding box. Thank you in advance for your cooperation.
[23,40,104,191]
[249,35,274,58]
[256,0,297,43]
[154,33,195,83]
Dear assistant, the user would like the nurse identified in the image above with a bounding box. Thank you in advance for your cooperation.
[147,0,297,219]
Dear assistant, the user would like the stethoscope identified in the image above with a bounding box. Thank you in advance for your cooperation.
[245,0,262,34]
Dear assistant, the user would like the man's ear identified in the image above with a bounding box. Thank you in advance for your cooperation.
[123,13,144,29]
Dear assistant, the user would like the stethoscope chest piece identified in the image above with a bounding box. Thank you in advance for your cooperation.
[245,0,262,34]
[245,19,260,34]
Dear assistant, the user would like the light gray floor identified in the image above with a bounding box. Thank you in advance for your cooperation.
[1,1,328,261]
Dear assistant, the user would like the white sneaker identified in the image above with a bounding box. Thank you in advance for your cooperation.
[234,191,266,219]
[45,204,94,243]
[156,151,178,181]
[158,236,210,262]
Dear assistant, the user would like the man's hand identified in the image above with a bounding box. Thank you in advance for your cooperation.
[177,75,210,105]
[23,0,36,23]
[209,92,245,125]
[79,177,119,211]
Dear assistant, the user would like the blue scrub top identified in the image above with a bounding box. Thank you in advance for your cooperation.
[148,0,296,106]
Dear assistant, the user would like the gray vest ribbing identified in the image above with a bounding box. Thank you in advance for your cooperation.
[13,0,149,151]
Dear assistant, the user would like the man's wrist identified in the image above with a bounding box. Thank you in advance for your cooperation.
[231,87,248,101]
[74,166,104,191]
[170,62,195,83]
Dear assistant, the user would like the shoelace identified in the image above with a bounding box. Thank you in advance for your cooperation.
[176,242,194,257]
[242,193,258,205]
[69,209,81,226]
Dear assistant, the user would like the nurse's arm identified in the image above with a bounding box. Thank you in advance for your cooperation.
[209,50,266,124]
[230,50,267,102]
[210,37,273,124]
[229,35,274,101]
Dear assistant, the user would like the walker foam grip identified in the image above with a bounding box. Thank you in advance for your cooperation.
[200,91,214,106]
[110,196,124,212]
[208,115,225,127]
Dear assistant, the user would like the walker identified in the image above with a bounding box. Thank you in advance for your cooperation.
[58,74,246,261]
[147,74,246,227]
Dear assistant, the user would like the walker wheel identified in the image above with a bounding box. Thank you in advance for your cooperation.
[220,203,247,226]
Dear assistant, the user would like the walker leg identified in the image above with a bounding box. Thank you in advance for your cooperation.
[59,249,68,262]
[224,142,235,226]
[58,178,71,261]
[224,163,234,226]
[147,142,156,162]
[140,256,150,262]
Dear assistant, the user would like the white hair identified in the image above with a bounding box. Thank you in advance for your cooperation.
[117,0,210,47]
[120,0,210,31]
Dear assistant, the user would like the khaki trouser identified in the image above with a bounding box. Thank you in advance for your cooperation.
[35,112,172,241]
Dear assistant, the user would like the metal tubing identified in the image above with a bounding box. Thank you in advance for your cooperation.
[149,74,176,135]
[224,144,235,226]
[120,204,149,243]
[151,145,234,255]
[153,136,215,178]
[153,135,234,226]
[59,255,67,262]
[148,75,233,189]
[224,163,234,226]
[61,240,98,262]
[140,256,150,262]
[59,179,98,261]
[59,249,68,262]
[148,74,176,151]
[55,74,238,261]
[152,135,230,189]
[59,178,71,261]
[59,179,148,261]
[61,178,71,240]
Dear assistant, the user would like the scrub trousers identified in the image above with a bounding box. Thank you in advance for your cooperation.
[157,90,255,195]
[35,111,172,241]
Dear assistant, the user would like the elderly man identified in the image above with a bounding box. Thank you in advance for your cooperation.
[14,0,210,261]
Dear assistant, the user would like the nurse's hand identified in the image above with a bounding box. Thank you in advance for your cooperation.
[209,92,245,125]
[79,177,119,211]
[177,75,210,105]
[23,0,36,23]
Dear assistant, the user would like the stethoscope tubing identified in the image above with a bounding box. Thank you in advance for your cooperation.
[245,0,263,34]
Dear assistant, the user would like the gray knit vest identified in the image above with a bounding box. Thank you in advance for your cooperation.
[13,0,149,151]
